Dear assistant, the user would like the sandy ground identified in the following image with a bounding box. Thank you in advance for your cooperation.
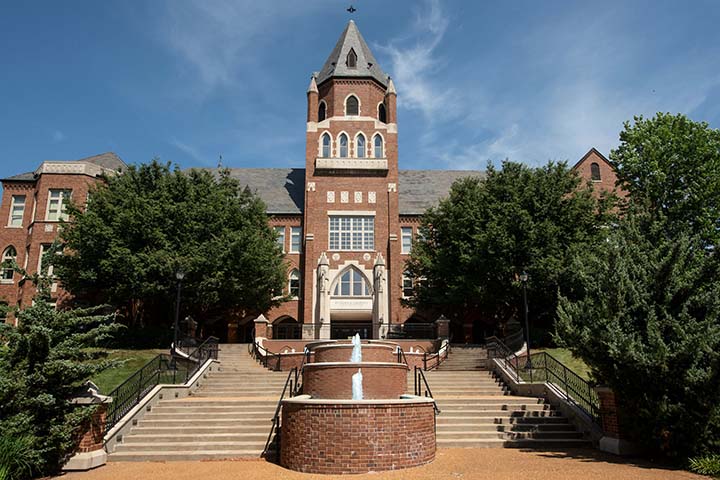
[57,448,707,480]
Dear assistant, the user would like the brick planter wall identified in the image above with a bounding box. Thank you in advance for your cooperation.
[280,397,436,474]
[302,362,408,399]
[313,344,397,363]
[75,405,107,453]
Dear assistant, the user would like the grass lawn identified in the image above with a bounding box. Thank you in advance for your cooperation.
[91,349,165,394]
[536,347,592,380]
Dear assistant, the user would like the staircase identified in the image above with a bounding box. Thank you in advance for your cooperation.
[108,344,285,462]
[417,346,590,448]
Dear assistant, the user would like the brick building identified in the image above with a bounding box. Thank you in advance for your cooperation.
[0,21,622,340]
[0,153,126,324]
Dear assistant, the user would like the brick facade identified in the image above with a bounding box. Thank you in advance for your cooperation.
[302,362,408,399]
[280,398,436,474]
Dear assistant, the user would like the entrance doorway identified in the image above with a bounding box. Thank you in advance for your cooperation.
[331,321,373,339]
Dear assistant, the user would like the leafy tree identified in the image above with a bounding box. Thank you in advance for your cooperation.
[556,209,720,458]
[611,112,720,244]
[405,161,614,339]
[0,277,119,478]
[54,160,287,330]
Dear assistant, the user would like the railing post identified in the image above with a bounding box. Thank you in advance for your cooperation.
[563,364,569,401]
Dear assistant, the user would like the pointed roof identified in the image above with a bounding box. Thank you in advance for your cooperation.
[316,20,388,87]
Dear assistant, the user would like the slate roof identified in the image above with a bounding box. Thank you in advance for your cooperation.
[316,20,389,88]
[225,168,485,216]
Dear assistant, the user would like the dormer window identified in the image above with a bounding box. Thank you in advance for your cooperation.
[318,101,326,122]
[346,48,357,69]
[346,95,359,116]
[590,162,601,181]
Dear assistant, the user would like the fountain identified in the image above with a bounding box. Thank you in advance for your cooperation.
[280,337,437,474]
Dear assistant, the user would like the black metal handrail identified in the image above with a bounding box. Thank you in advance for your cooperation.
[250,337,281,371]
[387,323,437,339]
[397,346,409,365]
[414,366,440,414]
[422,339,450,371]
[485,336,599,424]
[105,337,219,433]
[263,366,299,458]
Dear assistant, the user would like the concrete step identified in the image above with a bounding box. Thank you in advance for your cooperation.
[151,406,276,414]
[108,449,263,462]
[139,419,272,428]
[437,405,552,413]
[158,400,275,407]
[437,438,590,448]
[436,430,584,440]
[123,433,269,443]
[437,416,569,425]
[144,412,277,420]
[130,425,271,435]
[433,423,576,433]
[115,441,265,452]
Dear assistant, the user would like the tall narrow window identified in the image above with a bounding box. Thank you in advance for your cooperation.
[401,227,413,254]
[274,226,286,253]
[346,95,359,116]
[346,48,357,68]
[38,244,55,276]
[290,227,302,253]
[378,103,387,123]
[8,195,26,227]
[339,134,349,158]
[318,101,326,122]
[590,162,601,181]
[402,272,414,298]
[46,189,71,221]
[289,270,301,298]
[356,134,366,158]
[374,134,384,158]
[1,246,17,282]
[321,133,331,158]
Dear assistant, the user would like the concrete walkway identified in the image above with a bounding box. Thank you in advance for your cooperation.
[60,448,704,480]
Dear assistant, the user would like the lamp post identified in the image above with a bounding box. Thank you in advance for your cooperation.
[520,271,532,370]
[172,270,185,360]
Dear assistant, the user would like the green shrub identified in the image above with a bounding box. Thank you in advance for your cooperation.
[689,454,720,477]
[0,434,34,480]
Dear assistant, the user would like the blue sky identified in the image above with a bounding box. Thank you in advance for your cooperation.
[1,0,718,179]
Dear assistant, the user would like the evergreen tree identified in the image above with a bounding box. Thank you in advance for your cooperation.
[0,278,119,478]
[556,209,720,458]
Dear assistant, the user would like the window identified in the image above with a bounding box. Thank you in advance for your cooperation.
[290,227,302,253]
[329,216,374,251]
[318,101,326,122]
[46,189,71,221]
[374,134,383,158]
[356,134,366,158]
[591,162,601,181]
[1,246,17,282]
[346,95,359,116]
[402,272,414,297]
[346,48,357,69]
[0,302,7,322]
[339,133,349,157]
[8,195,25,227]
[378,103,387,123]
[401,227,413,254]
[289,270,301,298]
[274,226,286,253]
[37,244,54,276]
[321,133,331,158]
[333,268,370,297]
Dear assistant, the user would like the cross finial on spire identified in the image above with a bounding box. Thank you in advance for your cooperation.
[347,5,356,14]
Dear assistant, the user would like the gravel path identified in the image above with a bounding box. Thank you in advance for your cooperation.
[58,448,706,480]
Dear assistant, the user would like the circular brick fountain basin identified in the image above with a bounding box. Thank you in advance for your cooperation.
[280,395,436,474]
[313,343,397,363]
[302,362,408,399]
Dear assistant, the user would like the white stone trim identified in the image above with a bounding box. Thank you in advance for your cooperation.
[315,158,388,170]
[326,210,376,216]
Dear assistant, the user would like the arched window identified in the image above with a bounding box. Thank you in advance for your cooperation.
[339,133,349,158]
[378,103,387,123]
[274,316,300,339]
[321,133,331,158]
[346,95,359,116]
[1,246,17,282]
[333,267,371,297]
[590,162,601,181]
[318,101,326,122]
[356,134,366,158]
[373,134,384,158]
[289,269,301,298]
[346,48,357,69]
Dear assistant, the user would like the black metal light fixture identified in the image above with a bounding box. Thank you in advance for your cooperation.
[519,271,532,370]
[172,270,185,360]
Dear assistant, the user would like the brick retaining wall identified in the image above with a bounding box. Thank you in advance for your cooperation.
[302,362,407,399]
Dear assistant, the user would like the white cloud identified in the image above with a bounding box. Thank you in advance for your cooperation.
[169,137,210,166]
